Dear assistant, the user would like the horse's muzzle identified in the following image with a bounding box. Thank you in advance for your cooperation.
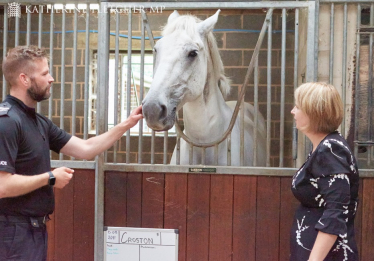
[142,99,176,131]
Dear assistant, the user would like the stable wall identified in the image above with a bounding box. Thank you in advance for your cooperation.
[47,170,374,261]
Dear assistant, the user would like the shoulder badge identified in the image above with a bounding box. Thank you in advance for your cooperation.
[0,102,12,117]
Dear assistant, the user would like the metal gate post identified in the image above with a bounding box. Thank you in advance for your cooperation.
[2,5,8,99]
[306,0,317,82]
[95,2,110,260]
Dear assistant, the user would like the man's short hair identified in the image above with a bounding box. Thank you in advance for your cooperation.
[294,82,343,134]
[2,45,49,86]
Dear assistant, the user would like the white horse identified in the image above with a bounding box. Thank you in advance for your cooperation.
[142,10,266,166]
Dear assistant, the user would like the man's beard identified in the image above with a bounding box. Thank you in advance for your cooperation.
[27,78,51,102]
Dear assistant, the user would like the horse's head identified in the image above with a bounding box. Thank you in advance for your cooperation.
[142,10,222,131]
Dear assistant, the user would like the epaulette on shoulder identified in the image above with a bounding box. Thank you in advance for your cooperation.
[0,102,12,117]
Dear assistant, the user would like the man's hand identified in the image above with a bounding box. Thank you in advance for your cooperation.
[52,167,74,189]
[125,105,144,129]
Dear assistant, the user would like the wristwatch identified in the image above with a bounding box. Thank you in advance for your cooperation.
[48,171,56,186]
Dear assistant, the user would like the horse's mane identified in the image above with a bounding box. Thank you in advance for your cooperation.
[162,14,231,98]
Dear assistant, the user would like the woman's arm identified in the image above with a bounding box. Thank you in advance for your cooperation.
[308,231,337,261]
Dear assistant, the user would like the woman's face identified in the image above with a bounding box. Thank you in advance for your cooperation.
[291,104,310,132]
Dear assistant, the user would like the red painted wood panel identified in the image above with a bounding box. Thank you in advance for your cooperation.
[48,169,374,261]
[233,176,257,261]
[361,178,374,260]
[279,177,299,261]
[186,174,210,261]
[53,174,74,261]
[209,174,234,261]
[104,171,127,227]
[142,172,165,228]
[127,172,143,227]
[256,176,281,261]
[164,173,188,261]
[73,169,95,261]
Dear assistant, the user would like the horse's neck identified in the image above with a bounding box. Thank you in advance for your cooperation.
[183,80,230,141]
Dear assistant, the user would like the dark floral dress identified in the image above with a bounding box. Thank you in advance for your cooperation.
[290,131,359,261]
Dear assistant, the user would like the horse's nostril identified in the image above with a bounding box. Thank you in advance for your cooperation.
[160,104,167,120]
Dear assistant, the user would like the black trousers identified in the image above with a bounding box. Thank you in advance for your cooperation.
[0,220,48,261]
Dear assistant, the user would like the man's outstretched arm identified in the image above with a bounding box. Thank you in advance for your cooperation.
[60,105,143,160]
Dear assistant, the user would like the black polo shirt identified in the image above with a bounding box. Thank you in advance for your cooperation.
[0,95,72,217]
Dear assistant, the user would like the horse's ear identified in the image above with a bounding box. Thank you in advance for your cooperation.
[168,10,180,24]
[198,9,220,36]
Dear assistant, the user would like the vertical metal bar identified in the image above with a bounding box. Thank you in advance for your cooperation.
[151,29,156,165]
[26,7,31,46]
[150,130,155,164]
[354,4,361,158]
[95,3,110,261]
[253,56,259,167]
[368,3,374,165]
[84,4,91,140]
[138,16,146,164]
[38,5,43,47]
[48,10,54,120]
[227,134,231,166]
[341,3,348,137]
[163,131,168,164]
[214,144,219,165]
[314,0,320,81]
[15,12,19,46]
[306,1,316,82]
[147,11,157,165]
[266,13,272,167]
[120,54,126,137]
[126,11,132,164]
[240,97,244,166]
[202,147,206,165]
[329,3,335,84]
[2,5,8,99]
[189,144,193,165]
[292,8,299,167]
[279,8,286,167]
[37,5,43,113]
[176,135,181,165]
[304,1,317,159]
[59,5,66,160]
[113,12,120,163]
[72,6,78,140]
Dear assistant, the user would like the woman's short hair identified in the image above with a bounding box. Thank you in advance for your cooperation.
[2,45,48,86]
[294,82,343,133]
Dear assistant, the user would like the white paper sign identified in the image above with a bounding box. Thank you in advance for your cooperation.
[104,227,178,261]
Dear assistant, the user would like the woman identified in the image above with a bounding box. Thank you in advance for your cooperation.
[290,82,359,261]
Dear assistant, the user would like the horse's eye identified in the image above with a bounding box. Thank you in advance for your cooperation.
[188,50,198,58]
[153,48,157,53]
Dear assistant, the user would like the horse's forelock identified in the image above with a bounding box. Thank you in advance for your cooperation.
[162,13,231,98]
[162,15,200,37]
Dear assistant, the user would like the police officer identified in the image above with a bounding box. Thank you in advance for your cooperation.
[0,45,143,260]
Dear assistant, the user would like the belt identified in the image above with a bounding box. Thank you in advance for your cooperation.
[0,215,50,227]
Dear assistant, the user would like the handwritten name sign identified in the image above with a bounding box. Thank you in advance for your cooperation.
[104,227,178,261]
